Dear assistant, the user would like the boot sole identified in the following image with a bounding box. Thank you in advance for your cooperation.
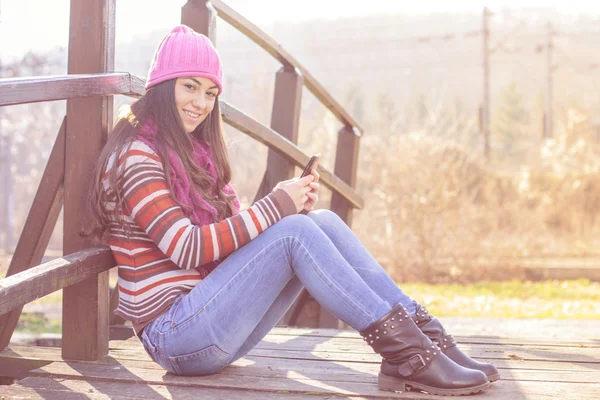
[378,373,491,396]
[488,373,501,382]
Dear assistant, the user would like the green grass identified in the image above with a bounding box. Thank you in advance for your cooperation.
[17,312,62,334]
[401,279,600,319]
[13,279,599,335]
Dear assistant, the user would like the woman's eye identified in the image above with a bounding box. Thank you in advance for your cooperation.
[207,92,217,98]
[185,84,195,90]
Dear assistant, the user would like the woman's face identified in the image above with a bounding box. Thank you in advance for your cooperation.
[174,77,219,134]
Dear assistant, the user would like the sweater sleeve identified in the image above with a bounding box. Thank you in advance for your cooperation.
[116,141,297,270]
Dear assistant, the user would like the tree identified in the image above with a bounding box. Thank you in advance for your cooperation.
[492,82,531,166]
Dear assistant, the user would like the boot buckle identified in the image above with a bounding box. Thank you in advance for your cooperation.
[396,354,428,377]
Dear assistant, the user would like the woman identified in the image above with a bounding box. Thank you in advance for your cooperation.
[89,25,497,396]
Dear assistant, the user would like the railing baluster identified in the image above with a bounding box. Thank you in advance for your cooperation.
[62,0,115,361]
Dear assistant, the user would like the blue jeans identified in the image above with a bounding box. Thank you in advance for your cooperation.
[140,209,417,376]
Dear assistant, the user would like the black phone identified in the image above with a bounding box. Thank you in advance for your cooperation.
[301,153,320,178]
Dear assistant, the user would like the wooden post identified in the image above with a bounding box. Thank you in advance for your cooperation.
[330,125,360,226]
[62,0,115,361]
[182,0,217,44]
[254,65,303,202]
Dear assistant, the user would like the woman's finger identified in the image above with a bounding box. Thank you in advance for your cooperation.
[298,174,314,186]
[312,169,320,182]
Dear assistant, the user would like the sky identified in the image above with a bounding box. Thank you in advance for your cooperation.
[1,0,600,61]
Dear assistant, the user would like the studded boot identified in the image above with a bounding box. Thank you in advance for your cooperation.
[412,304,500,382]
[360,304,490,396]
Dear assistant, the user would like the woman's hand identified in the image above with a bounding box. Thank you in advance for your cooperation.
[274,175,314,213]
[303,168,320,213]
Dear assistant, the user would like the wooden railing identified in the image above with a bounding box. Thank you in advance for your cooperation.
[0,0,364,362]
[0,73,146,106]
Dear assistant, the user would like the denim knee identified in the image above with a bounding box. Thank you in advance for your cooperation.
[276,213,316,233]
[308,209,343,227]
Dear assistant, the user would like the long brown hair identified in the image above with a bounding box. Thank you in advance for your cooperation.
[88,79,234,241]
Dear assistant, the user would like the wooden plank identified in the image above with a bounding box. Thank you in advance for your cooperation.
[2,357,598,398]
[330,124,360,226]
[181,0,217,44]
[8,342,597,375]
[5,346,598,385]
[0,349,53,381]
[3,340,600,399]
[0,73,144,106]
[220,101,364,209]
[62,0,115,361]
[210,0,364,136]
[23,359,600,399]
[6,376,341,400]
[16,361,445,399]
[254,66,303,202]
[0,248,114,315]
[0,118,66,351]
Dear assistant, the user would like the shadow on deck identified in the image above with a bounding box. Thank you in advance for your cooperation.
[1,326,599,399]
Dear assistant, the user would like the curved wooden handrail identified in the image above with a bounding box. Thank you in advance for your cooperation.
[0,73,145,106]
[211,0,363,137]
[221,101,364,209]
[0,73,363,209]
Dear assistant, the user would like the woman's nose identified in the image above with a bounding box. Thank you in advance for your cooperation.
[192,95,206,110]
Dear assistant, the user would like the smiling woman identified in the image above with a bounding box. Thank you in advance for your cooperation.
[84,24,495,396]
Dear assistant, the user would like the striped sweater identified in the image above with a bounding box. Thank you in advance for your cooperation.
[105,140,296,333]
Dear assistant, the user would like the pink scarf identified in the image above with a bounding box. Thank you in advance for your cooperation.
[136,119,240,277]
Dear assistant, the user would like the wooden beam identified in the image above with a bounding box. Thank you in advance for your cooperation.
[62,0,115,361]
[210,0,363,136]
[254,66,303,202]
[0,73,145,107]
[181,0,217,44]
[330,125,360,226]
[0,248,114,315]
[220,101,364,210]
[0,118,66,351]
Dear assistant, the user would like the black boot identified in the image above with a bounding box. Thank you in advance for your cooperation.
[361,304,490,396]
[412,304,500,382]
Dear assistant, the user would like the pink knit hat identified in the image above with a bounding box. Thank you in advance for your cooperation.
[145,25,223,94]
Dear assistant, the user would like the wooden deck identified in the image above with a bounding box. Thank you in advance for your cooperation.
[1,327,599,399]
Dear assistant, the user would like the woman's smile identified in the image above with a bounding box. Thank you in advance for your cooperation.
[183,109,202,120]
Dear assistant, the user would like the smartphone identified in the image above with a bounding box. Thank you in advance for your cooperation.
[301,153,320,178]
